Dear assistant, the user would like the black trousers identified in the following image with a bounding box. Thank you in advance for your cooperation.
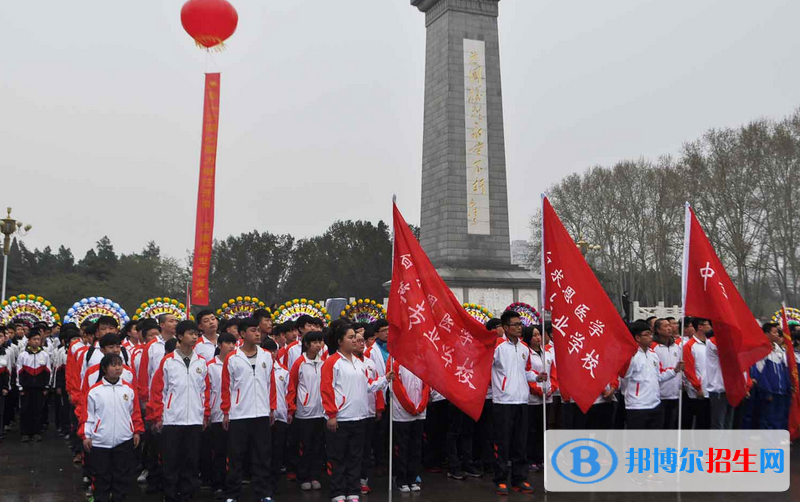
[394,419,424,487]
[682,397,710,429]
[285,418,299,475]
[493,403,528,485]
[226,417,272,500]
[474,398,494,468]
[20,388,45,436]
[92,440,135,502]
[660,399,679,429]
[626,407,663,429]
[374,391,390,469]
[361,415,376,480]
[199,426,212,484]
[446,402,475,471]
[271,420,288,488]
[588,402,615,429]
[296,417,325,483]
[210,422,228,491]
[326,419,365,499]
[143,421,163,490]
[422,400,447,469]
[527,404,544,464]
[57,388,70,433]
[613,394,627,429]
[161,425,202,502]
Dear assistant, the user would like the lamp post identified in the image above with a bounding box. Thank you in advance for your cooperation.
[1,207,33,302]
[576,233,601,257]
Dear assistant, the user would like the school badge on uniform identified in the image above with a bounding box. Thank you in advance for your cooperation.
[197,367,202,374]
[262,362,267,369]
[123,393,129,401]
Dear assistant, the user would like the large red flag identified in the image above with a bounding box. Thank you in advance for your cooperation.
[683,204,771,407]
[387,203,496,420]
[779,305,800,440]
[542,196,638,413]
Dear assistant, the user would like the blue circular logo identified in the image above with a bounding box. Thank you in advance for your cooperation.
[551,438,618,484]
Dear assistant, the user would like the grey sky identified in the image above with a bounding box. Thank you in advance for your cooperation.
[2,0,798,260]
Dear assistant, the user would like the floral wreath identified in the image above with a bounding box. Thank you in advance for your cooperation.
[64,296,130,326]
[340,298,386,323]
[273,298,331,325]
[134,297,190,321]
[462,303,493,324]
[0,294,60,326]
[505,302,542,327]
[772,307,800,325]
[216,296,268,320]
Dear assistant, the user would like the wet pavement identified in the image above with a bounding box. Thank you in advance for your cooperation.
[1,423,798,502]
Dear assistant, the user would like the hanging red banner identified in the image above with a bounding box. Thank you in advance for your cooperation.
[191,72,220,305]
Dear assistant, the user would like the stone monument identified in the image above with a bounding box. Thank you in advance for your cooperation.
[411,0,540,314]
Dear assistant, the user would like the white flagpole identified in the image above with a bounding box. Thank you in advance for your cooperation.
[677,201,691,487]
[540,193,548,492]
[388,194,396,502]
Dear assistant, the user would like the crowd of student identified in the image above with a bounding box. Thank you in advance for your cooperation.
[0,309,798,502]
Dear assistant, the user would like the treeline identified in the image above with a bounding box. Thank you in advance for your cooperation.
[5,220,416,318]
[529,109,800,318]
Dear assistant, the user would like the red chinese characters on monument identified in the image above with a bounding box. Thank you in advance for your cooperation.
[542,197,637,413]
[387,203,496,420]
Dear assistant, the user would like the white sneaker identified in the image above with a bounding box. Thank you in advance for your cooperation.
[399,485,411,493]
[346,496,360,502]
[137,469,149,484]
[410,484,421,492]
[331,497,346,502]
[311,480,322,490]
[301,482,312,491]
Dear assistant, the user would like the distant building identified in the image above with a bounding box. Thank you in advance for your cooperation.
[511,240,532,267]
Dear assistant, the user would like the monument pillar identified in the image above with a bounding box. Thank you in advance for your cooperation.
[411,0,540,313]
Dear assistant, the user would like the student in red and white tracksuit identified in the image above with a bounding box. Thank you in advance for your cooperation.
[81,353,144,502]
[491,312,540,495]
[220,317,277,502]
[356,331,385,494]
[287,331,326,491]
[620,322,682,428]
[527,331,558,468]
[682,318,711,429]
[205,333,237,495]
[321,322,392,502]
[705,335,735,429]
[147,321,210,502]
[16,331,51,441]
[389,360,429,493]
[263,338,290,492]
[651,318,682,428]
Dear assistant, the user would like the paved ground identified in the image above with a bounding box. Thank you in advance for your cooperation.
[1,423,798,502]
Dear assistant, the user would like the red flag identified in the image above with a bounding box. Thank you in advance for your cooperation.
[542,196,638,413]
[191,73,221,305]
[683,204,771,407]
[779,305,800,440]
[387,203,496,420]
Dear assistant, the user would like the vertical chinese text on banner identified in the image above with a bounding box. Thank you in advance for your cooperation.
[191,73,220,305]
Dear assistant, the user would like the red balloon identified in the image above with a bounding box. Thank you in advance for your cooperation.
[181,0,239,49]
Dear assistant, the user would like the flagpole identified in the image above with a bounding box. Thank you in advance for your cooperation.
[540,193,548,492]
[677,201,691,487]
[388,195,396,502]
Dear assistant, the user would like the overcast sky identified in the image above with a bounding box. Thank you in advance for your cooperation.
[2,0,798,261]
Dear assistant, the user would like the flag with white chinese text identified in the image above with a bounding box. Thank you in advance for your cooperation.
[387,203,496,421]
[683,204,771,407]
[542,196,638,413]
